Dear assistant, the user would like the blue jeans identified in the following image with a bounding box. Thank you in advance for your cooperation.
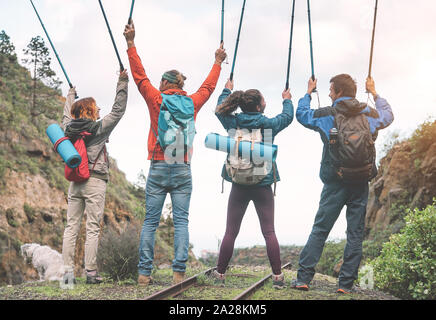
[138,162,192,276]
[297,181,369,289]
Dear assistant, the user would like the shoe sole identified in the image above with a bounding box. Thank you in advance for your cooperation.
[336,289,351,294]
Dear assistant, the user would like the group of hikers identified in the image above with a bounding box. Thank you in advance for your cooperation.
[59,20,393,294]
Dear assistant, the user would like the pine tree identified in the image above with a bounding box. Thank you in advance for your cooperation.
[22,36,61,115]
[0,30,17,76]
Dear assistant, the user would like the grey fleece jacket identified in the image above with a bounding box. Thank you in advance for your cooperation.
[62,77,128,180]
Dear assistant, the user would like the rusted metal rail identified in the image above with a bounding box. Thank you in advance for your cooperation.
[233,261,292,300]
[144,267,216,300]
[144,262,292,300]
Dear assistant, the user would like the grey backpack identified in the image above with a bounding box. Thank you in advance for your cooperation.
[225,128,272,185]
[329,112,376,182]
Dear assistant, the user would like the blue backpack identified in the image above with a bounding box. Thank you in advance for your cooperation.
[155,93,196,158]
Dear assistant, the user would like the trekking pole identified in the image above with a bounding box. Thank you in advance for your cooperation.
[128,0,135,25]
[29,0,78,99]
[367,0,378,90]
[220,0,229,64]
[230,0,247,81]
[285,0,296,90]
[98,0,125,72]
[221,0,225,44]
[307,0,320,107]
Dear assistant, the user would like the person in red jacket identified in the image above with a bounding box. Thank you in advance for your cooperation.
[123,21,227,286]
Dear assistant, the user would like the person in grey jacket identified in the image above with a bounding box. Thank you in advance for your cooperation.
[61,70,128,284]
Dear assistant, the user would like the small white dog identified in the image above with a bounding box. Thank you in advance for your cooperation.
[21,243,65,281]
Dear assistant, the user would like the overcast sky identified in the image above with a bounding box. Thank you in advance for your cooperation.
[1,0,435,257]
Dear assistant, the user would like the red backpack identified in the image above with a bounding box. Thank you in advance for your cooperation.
[55,131,105,183]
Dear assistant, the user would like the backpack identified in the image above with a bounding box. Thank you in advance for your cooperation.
[62,132,106,182]
[155,93,196,160]
[328,112,376,182]
[225,128,273,186]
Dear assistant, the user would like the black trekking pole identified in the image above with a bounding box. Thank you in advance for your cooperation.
[367,0,378,90]
[29,0,78,99]
[307,0,320,107]
[230,0,247,81]
[98,0,125,72]
[285,0,296,90]
[128,0,135,25]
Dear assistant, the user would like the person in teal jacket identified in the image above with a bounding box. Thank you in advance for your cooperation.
[211,79,293,289]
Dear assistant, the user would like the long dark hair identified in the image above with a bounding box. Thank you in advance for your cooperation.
[216,89,262,115]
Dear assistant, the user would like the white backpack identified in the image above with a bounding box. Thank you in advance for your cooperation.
[225,128,272,185]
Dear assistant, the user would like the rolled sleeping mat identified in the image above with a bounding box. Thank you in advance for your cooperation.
[204,133,278,162]
[46,123,82,168]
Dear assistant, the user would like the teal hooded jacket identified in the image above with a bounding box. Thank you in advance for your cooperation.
[215,88,294,188]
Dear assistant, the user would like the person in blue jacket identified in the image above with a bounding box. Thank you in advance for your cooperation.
[212,79,294,289]
[291,74,394,293]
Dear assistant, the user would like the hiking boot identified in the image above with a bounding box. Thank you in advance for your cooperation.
[336,287,353,294]
[290,279,309,291]
[86,270,103,284]
[210,270,225,286]
[272,273,285,289]
[173,271,185,284]
[137,274,153,287]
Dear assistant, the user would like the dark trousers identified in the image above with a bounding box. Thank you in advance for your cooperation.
[297,181,369,289]
[217,184,282,275]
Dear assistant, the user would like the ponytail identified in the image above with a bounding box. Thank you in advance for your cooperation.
[216,89,263,115]
[216,90,244,115]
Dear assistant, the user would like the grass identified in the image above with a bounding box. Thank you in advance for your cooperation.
[0,265,400,300]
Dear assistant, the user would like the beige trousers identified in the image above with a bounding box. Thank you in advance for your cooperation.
[62,177,107,272]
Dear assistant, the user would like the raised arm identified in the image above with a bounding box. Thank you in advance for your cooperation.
[366,77,394,130]
[214,79,237,131]
[61,87,77,130]
[93,71,129,141]
[190,43,227,113]
[263,88,294,136]
[124,21,160,111]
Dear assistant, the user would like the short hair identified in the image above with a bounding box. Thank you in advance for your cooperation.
[71,97,98,121]
[330,74,357,98]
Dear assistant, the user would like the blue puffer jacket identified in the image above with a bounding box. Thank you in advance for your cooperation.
[215,88,294,187]
[296,93,394,184]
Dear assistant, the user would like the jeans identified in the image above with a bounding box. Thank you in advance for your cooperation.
[297,181,369,289]
[138,162,192,276]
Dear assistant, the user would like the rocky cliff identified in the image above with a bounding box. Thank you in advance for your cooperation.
[365,120,436,238]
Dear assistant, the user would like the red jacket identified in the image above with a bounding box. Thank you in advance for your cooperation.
[127,46,222,162]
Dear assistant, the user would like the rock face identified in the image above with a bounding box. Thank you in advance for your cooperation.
[365,121,436,238]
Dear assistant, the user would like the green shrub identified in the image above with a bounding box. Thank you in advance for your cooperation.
[316,239,346,277]
[97,224,140,282]
[410,119,436,155]
[368,201,436,300]
[23,203,36,223]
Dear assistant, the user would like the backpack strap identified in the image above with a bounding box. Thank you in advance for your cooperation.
[53,137,69,152]
[221,178,225,194]
[150,126,160,162]
[91,144,107,172]
[272,161,277,196]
